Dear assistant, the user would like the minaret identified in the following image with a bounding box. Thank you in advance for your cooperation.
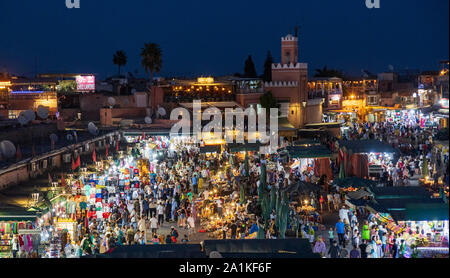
[281,34,298,65]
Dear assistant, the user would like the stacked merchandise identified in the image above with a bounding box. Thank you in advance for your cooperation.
[0,234,12,258]
[48,236,61,258]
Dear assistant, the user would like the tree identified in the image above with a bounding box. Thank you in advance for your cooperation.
[141,43,162,88]
[314,65,345,79]
[244,55,257,78]
[113,50,127,76]
[57,80,77,93]
[260,91,279,110]
[262,51,273,82]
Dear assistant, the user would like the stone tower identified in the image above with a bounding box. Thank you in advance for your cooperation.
[266,34,309,129]
[281,34,298,65]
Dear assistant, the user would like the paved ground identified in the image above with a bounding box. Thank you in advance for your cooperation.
[140,173,426,256]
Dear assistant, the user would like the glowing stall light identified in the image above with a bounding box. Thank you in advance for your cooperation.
[11,90,44,94]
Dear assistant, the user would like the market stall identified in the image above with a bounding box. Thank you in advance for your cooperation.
[338,140,399,179]
[280,145,332,183]
[0,210,38,258]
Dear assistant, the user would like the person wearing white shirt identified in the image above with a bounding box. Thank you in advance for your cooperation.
[157,203,164,225]
[339,207,350,223]
[150,216,158,235]
[327,193,333,212]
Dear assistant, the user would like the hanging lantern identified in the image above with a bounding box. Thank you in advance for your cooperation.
[31,192,40,204]
[51,182,59,190]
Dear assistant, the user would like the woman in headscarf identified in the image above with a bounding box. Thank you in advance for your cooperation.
[362,221,370,242]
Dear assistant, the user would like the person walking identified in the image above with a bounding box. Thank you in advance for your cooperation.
[157,202,164,225]
[349,244,361,258]
[328,240,341,258]
[150,215,158,236]
[313,236,327,258]
[362,221,370,242]
[359,239,368,258]
[328,227,335,245]
[327,193,333,212]
[335,219,346,248]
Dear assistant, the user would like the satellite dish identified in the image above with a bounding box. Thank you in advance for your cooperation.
[49,133,58,143]
[37,106,49,119]
[0,140,16,158]
[66,134,74,141]
[88,124,99,135]
[158,107,166,117]
[24,109,36,121]
[107,97,116,106]
[388,65,394,71]
[18,112,30,125]
[144,116,152,124]
[209,251,223,258]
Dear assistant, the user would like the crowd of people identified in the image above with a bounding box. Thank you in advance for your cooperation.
[34,114,447,259]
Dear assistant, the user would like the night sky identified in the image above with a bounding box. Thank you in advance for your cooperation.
[0,0,448,79]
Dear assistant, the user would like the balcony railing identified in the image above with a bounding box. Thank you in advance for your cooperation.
[236,87,264,94]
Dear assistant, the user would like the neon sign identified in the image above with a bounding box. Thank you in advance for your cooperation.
[11,91,44,94]
[76,75,95,91]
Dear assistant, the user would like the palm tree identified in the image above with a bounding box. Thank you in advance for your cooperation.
[113,50,127,76]
[314,65,345,79]
[141,43,162,88]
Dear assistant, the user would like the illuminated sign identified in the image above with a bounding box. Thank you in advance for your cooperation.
[0,81,11,89]
[11,91,44,94]
[440,98,449,109]
[331,95,341,101]
[197,77,214,84]
[76,75,95,91]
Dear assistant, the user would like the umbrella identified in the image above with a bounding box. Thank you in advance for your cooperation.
[262,191,270,227]
[422,155,428,177]
[258,163,266,205]
[229,154,234,166]
[339,160,345,179]
[346,149,353,177]
[239,183,245,205]
[244,151,249,177]
[277,191,289,239]
[270,187,276,211]
[257,221,265,239]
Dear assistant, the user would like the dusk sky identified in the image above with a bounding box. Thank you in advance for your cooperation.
[0,0,448,79]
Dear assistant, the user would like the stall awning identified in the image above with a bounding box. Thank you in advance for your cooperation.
[293,139,321,146]
[346,189,372,200]
[338,139,397,154]
[227,142,262,153]
[304,122,342,129]
[331,177,379,188]
[402,203,449,222]
[0,210,38,221]
[199,145,221,153]
[282,145,331,159]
